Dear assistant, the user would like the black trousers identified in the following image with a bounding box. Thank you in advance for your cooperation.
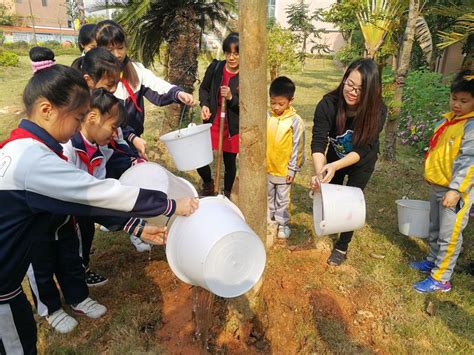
[330,162,375,252]
[27,219,88,317]
[197,152,237,193]
[76,218,95,269]
[0,291,37,355]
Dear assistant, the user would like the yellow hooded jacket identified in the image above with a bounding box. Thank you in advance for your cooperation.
[266,107,305,178]
[424,111,474,194]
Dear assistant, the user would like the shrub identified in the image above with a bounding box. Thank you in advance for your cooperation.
[398,69,450,153]
[0,50,19,66]
[335,45,362,68]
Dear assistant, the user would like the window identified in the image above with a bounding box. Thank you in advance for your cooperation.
[268,0,276,19]
[42,0,48,6]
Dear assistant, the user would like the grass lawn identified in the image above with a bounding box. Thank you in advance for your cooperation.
[0,55,472,354]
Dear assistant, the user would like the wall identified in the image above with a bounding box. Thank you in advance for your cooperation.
[14,0,69,29]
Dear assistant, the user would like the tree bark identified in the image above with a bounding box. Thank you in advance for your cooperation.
[383,0,419,161]
[239,0,267,242]
[162,6,199,134]
[225,1,268,346]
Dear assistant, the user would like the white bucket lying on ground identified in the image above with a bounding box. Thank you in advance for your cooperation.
[160,123,213,171]
[119,162,198,226]
[312,183,366,236]
[395,199,430,238]
[166,195,266,298]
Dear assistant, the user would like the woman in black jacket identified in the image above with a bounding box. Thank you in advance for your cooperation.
[310,58,387,266]
[197,33,240,197]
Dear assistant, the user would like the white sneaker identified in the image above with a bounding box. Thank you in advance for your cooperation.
[277,225,291,239]
[71,297,107,319]
[47,308,78,334]
[130,235,151,253]
[99,225,110,232]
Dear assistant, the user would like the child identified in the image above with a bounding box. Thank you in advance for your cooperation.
[79,47,150,256]
[95,20,195,159]
[310,59,387,266]
[71,23,97,71]
[267,76,305,238]
[0,47,198,353]
[410,70,473,293]
[197,32,240,197]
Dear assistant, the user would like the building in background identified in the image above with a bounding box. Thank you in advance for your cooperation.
[0,0,76,43]
[268,0,345,54]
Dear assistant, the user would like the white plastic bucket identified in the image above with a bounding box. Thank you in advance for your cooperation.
[119,162,198,226]
[166,196,266,298]
[312,183,366,236]
[395,199,430,238]
[160,123,213,171]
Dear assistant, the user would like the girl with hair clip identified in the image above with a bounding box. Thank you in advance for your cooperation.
[95,20,195,159]
[0,47,198,354]
[198,32,240,198]
[310,58,387,266]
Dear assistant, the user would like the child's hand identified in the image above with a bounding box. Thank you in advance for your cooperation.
[286,175,295,184]
[133,137,148,160]
[140,225,167,245]
[177,91,195,106]
[442,190,461,208]
[220,86,232,100]
[175,197,199,216]
[201,106,212,121]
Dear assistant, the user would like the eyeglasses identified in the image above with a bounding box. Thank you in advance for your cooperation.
[224,52,239,58]
[344,81,362,95]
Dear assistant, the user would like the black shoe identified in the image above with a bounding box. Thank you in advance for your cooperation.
[201,180,215,196]
[327,249,347,266]
[85,270,108,287]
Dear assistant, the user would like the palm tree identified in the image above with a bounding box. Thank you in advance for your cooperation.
[106,0,236,133]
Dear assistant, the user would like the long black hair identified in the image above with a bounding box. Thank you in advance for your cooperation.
[328,58,383,147]
[95,20,138,89]
[24,47,89,116]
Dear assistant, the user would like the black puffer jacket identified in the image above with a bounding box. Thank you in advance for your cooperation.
[199,60,240,136]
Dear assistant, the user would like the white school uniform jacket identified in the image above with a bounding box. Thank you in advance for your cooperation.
[0,119,175,300]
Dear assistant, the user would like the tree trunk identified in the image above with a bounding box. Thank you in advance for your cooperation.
[383,0,420,161]
[162,7,199,135]
[227,0,268,346]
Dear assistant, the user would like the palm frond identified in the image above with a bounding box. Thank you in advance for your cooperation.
[356,0,400,56]
[437,12,474,49]
[415,15,432,64]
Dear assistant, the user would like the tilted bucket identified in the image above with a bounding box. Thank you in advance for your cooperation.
[312,183,366,236]
[118,162,198,226]
[395,199,430,238]
[160,123,213,171]
[166,196,266,298]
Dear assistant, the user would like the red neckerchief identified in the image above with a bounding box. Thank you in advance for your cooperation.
[76,135,103,175]
[0,127,68,161]
[425,115,471,159]
[120,76,142,113]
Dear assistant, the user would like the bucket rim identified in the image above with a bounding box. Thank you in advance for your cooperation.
[159,123,212,142]
[395,199,430,210]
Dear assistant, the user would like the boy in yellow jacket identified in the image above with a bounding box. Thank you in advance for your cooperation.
[411,70,473,293]
[267,77,305,238]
